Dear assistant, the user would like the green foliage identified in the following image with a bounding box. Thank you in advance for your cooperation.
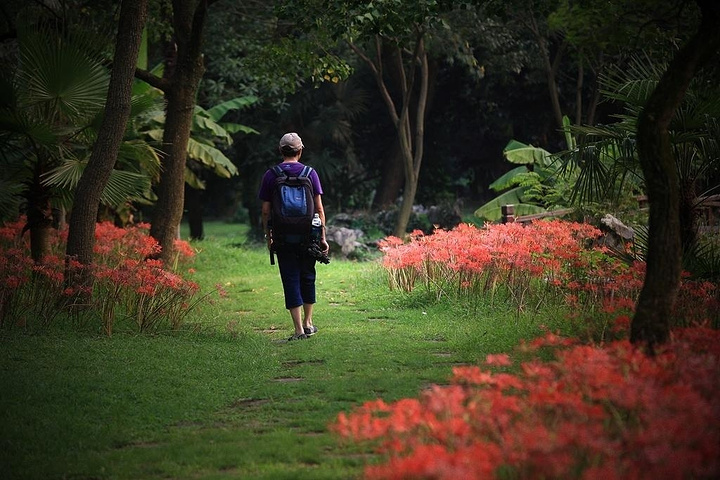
[143,94,259,189]
[549,0,702,52]
[683,233,720,282]
[0,19,160,219]
[562,50,720,209]
[474,136,575,222]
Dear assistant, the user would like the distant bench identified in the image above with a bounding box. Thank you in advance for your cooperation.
[502,194,719,231]
[500,205,575,224]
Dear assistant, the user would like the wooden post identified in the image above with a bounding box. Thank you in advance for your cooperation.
[501,204,515,224]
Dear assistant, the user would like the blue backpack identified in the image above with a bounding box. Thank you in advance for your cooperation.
[270,165,315,244]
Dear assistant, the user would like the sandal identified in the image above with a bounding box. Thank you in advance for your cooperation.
[288,333,308,341]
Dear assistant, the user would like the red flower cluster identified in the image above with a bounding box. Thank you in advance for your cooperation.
[333,327,720,479]
[378,221,603,297]
[378,221,717,335]
[0,217,199,333]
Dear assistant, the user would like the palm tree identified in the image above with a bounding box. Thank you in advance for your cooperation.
[0,22,109,262]
[563,51,720,253]
[0,20,158,262]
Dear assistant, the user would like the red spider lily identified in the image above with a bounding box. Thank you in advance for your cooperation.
[1,218,201,332]
[333,327,720,479]
[378,220,716,337]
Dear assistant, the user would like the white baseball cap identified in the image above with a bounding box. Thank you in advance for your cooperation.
[279,132,304,150]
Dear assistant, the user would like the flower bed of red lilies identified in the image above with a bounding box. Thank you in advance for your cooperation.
[333,220,719,479]
[0,217,198,334]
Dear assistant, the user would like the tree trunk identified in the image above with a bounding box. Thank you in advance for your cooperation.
[372,141,404,210]
[185,183,204,240]
[65,0,148,290]
[394,159,417,237]
[393,40,429,238]
[27,209,52,263]
[349,33,429,237]
[679,178,698,251]
[149,0,211,265]
[631,0,720,349]
[26,164,53,263]
[526,14,566,129]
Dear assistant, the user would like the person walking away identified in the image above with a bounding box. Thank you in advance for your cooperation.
[259,133,330,341]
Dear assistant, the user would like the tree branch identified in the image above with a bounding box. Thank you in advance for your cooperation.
[347,38,400,126]
[413,40,429,178]
[134,67,170,92]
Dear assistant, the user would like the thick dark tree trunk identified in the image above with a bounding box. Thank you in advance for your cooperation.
[185,184,204,240]
[631,0,720,349]
[64,0,148,290]
[26,152,53,263]
[26,189,52,263]
[149,0,212,265]
[679,179,698,251]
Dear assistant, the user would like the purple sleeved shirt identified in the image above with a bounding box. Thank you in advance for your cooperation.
[258,162,323,201]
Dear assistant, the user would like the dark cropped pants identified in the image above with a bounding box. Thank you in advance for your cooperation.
[276,245,317,309]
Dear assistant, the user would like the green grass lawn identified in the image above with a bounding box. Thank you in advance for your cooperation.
[0,221,557,479]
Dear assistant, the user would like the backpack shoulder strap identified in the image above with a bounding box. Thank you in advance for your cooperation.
[299,165,313,178]
[272,165,286,177]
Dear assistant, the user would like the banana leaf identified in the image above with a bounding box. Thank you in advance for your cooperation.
[205,95,258,121]
[473,186,546,222]
[489,166,528,192]
[503,140,553,167]
[186,137,237,177]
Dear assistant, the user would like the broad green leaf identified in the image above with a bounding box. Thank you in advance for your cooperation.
[489,166,529,192]
[474,186,530,222]
[185,168,206,190]
[222,123,260,135]
[145,129,164,142]
[193,114,233,144]
[205,96,259,121]
[503,140,553,166]
[186,138,238,177]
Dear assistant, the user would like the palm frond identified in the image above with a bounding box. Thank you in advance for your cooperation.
[16,26,109,123]
[102,170,152,207]
[0,179,23,222]
[117,141,162,180]
[41,157,85,190]
[599,52,664,107]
